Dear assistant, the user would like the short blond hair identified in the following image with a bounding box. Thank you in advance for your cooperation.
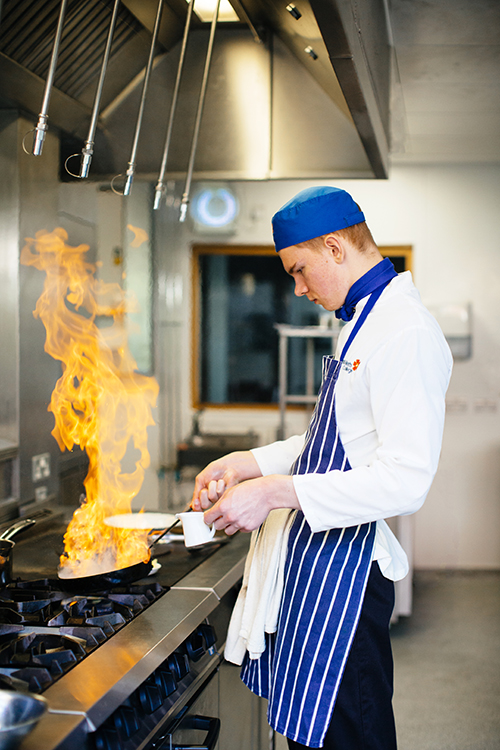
[296,221,376,254]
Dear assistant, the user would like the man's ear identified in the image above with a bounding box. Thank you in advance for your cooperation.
[324,233,344,264]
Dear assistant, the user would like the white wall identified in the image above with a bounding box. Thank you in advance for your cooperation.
[164,164,500,570]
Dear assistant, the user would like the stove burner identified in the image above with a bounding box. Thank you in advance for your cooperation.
[0,579,167,693]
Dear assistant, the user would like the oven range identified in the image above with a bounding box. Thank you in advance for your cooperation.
[0,518,252,750]
[0,578,167,695]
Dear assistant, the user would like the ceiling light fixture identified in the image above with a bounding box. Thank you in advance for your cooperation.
[187,0,239,22]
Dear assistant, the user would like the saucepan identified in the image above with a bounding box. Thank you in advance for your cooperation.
[0,690,48,750]
[56,513,183,592]
[0,519,37,585]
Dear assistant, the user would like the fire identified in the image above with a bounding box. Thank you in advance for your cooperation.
[20,228,159,577]
[127,224,149,248]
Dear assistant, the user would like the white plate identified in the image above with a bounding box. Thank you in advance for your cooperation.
[104,512,178,530]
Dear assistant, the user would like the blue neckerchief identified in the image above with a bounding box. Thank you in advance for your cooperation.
[335,257,398,322]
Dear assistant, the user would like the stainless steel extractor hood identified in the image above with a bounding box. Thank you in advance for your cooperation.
[0,0,391,179]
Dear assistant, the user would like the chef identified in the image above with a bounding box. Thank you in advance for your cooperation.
[191,186,453,750]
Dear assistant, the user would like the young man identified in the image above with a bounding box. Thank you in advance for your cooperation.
[191,186,452,749]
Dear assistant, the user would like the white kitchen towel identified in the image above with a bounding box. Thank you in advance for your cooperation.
[224,508,296,665]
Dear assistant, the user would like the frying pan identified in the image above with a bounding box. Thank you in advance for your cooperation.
[56,515,183,592]
[0,519,37,585]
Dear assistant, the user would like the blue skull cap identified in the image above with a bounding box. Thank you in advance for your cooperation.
[272,186,365,252]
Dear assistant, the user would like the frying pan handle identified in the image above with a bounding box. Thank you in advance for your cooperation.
[0,518,36,541]
[148,517,182,548]
[149,507,194,548]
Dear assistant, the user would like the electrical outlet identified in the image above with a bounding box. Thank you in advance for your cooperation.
[35,486,48,502]
[32,453,51,482]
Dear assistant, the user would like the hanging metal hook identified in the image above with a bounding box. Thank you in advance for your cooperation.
[22,129,36,156]
[179,0,221,221]
[64,153,84,178]
[110,173,126,196]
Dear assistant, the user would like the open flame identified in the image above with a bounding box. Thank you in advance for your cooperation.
[21,228,159,577]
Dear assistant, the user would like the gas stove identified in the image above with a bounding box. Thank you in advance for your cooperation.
[0,518,250,750]
[0,520,225,695]
[0,578,166,693]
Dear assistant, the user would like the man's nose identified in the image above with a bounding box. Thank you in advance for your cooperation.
[294,277,308,297]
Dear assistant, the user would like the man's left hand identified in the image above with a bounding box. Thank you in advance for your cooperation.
[203,474,300,535]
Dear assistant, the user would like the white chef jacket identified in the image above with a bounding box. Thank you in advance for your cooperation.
[251,271,453,581]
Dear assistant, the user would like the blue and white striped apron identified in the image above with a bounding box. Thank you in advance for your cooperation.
[241,284,390,748]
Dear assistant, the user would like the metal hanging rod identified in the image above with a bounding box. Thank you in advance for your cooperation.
[65,0,121,179]
[179,0,221,222]
[114,0,165,196]
[31,0,69,156]
[153,0,195,210]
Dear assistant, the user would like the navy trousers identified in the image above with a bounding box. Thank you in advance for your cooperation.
[286,562,397,750]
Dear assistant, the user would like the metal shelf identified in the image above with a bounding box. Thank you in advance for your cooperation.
[275,324,340,439]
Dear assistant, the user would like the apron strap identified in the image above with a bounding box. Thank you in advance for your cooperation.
[340,281,391,362]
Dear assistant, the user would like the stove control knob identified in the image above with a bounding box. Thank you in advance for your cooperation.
[137,683,163,714]
[94,728,120,750]
[167,651,190,680]
[199,623,217,649]
[114,705,140,741]
[152,667,177,699]
[185,630,205,662]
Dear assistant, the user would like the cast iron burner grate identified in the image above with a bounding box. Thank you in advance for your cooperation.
[0,579,167,693]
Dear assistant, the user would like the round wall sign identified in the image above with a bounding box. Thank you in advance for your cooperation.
[191,187,239,227]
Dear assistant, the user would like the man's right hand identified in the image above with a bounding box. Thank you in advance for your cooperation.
[190,450,262,511]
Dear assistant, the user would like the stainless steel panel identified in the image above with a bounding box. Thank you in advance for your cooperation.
[17,116,62,505]
[23,652,223,750]
[270,35,372,178]
[310,0,390,177]
[0,52,93,134]
[20,711,90,750]
[172,532,250,599]
[0,113,64,507]
[44,588,218,717]
[0,112,19,451]
[99,25,375,180]
[102,28,272,179]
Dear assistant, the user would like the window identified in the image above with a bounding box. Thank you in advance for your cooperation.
[381,246,412,274]
[192,245,412,407]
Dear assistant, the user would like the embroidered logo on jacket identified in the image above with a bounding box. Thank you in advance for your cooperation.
[341,359,361,373]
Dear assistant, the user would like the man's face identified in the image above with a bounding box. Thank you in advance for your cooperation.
[278,241,350,311]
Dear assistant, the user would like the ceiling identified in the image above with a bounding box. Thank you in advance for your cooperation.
[0,0,498,176]
[388,0,500,165]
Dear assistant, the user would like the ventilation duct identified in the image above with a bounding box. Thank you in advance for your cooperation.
[0,0,391,180]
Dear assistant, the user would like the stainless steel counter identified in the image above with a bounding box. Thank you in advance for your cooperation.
[19,532,250,750]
